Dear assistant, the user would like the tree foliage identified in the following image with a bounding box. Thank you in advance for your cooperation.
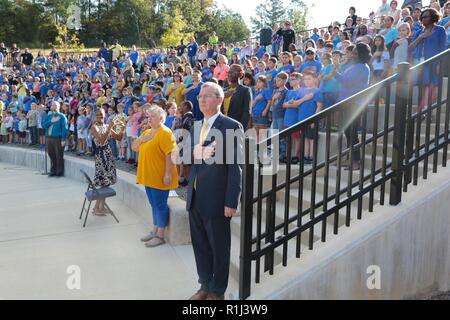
[251,0,309,34]
[52,23,85,50]
[0,0,251,48]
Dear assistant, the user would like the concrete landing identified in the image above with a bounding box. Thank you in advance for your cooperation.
[0,163,200,299]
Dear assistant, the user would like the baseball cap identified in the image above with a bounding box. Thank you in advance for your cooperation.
[305,47,316,54]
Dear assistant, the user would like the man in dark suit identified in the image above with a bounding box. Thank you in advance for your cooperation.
[186,82,244,300]
[222,64,252,130]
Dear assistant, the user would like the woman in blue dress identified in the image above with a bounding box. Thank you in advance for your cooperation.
[409,8,447,111]
[333,43,372,170]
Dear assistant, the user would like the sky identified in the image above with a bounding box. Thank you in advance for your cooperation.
[215,0,430,29]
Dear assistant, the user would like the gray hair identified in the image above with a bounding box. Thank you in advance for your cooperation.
[148,105,166,123]
[52,101,61,110]
[201,82,224,99]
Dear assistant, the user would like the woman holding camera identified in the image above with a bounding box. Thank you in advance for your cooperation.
[90,108,125,215]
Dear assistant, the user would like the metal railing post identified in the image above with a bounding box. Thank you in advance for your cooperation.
[389,63,410,205]
[239,137,254,300]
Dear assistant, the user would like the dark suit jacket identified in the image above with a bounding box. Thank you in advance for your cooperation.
[186,113,244,217]
[221,84,252,130]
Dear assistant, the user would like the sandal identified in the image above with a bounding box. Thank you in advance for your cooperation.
[92,208,106,216]
[145,236,166,248]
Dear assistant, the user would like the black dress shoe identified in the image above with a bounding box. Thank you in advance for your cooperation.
[189,289,209,300]
[206,292,224,300]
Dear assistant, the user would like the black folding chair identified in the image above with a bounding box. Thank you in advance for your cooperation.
[79,169,119,227]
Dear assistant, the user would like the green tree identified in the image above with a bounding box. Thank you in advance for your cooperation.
[0,0,252,49]
[204,8,250,44]
[160,9,193,47]
[250,0,286,33]
[250,0,309,34]
[51,22,85,50]
[287,0,309,33]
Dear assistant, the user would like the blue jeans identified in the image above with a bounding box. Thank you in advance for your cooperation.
[30,126,38,144]
[145,187,170,228]
[189,56,196,67]
[271,42,280,56]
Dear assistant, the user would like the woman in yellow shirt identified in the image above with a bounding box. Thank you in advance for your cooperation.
[133,105,178,247]
[164,72,186,106]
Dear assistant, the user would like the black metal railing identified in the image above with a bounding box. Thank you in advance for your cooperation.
[239,48,450,299]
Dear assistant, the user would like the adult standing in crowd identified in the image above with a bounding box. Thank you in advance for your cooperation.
[182,70,203,120]
[187,37,199,67]
[347,7,358,26]
[277,21,296,53]
[187,82,244,300]
[221,64,251,130]
[208,31,218,45]
[213,54,230,86]
[402,0,422,9]
[90,108,125,215]
[42,101,68,177]
[377,0,392,17]
[409,8,447,111]
[441,1,450,48]
[21,48,33,66]
[271,23,282,57]
[388,1,402,25]
[10,43,19,62]
[0,43,7,57]
[333,43,372,171]
[0,43,7,67]
[135,106,179,248]
[110,39,123,62]
[50,47,59,60]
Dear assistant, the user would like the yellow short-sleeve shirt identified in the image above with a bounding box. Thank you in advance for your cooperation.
[136,126,179,190]
[167,82,186,107]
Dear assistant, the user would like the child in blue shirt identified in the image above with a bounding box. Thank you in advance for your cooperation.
[277,52,295,75]
[164,102,177,130]
[282,72,312,164]
[265,57,279,91]
[298,47,322,75]
[296,72,323,164]
[251,76,272,141]
[319,53,339,109]
[269,72,289,161]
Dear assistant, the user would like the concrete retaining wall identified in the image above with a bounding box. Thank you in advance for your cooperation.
[248,166,450,300]
[0,146,191,245]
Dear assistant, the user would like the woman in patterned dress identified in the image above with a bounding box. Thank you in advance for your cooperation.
[90,108,125,215]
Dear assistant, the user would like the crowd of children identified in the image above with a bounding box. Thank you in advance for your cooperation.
[0,0,449,170]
